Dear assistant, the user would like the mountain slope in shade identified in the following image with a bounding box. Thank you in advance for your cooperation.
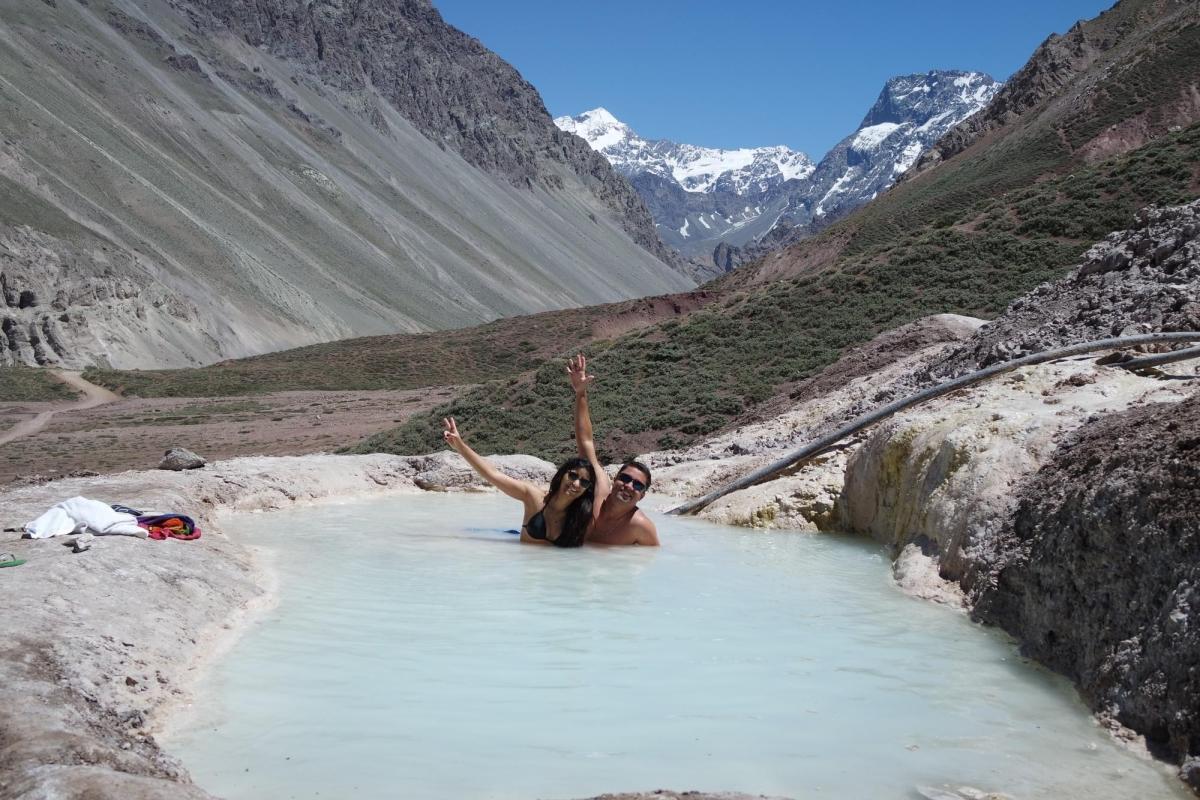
[558,71,999,268]
[0,0,690,370]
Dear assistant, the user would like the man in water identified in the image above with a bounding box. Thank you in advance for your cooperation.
[567,355,660,547]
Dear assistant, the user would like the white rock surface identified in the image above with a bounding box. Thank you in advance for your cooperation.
[837,359,1199,582]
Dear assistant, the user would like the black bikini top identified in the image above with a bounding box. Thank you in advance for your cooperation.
[523,508,583,548]
[524,509,549,540]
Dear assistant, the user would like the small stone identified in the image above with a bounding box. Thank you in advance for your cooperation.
[158,447,206,471]
[125,676,138,687]
[1180,756,1200,792]
[72,533,95,553]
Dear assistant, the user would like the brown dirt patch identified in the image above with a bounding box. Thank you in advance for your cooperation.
[589,291,715,340]
[0,387,462,485]
[727,227,852,289]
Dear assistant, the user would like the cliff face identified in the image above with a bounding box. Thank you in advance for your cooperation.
[0,0,688,369]
[976,394,1200,790]
[833,200,1200,789]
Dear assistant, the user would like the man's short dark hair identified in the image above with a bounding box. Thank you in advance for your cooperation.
[619,460,652,491]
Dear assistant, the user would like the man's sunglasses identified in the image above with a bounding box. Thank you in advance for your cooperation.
[564,470,593,489]
[615,473,647,493]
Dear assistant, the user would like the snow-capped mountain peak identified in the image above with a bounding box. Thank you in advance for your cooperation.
[554,108,814,197]
[556,69,1000,273]
[806,70,1002,220]
[555,107,634,151]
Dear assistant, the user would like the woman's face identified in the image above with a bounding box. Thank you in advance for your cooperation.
[557,466,594,500]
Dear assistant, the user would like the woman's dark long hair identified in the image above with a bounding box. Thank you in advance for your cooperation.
[543,457,595,548]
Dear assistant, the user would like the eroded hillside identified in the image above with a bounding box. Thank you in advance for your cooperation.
[0,0,689,370]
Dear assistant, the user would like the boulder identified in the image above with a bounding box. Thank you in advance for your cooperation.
[158,447,206,471]
[405,451,554,492]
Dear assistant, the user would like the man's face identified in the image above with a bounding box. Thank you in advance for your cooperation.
[612,467,649,505]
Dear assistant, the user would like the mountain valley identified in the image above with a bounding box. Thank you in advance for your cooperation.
[2,0,1200,796]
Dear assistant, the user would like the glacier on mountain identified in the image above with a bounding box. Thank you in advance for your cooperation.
[556,109,815,196]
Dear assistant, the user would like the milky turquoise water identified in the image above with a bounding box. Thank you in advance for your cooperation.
[164,494,1187,799]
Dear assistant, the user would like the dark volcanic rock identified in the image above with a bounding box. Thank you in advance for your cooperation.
[190,0,673,265]
[940,199,1200,372]
[163,53,206,77]
[972,393,1200,790]
[712,242,745,273]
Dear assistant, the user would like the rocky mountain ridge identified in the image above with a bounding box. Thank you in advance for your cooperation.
[557,71,1000,268]
[0,0,690,370]
[908,0,1198,176]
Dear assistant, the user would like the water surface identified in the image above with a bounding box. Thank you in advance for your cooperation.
[166,494,1185,799]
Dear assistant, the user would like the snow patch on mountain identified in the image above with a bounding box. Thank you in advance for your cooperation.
[555,108,815,196]
[852,122,902,150]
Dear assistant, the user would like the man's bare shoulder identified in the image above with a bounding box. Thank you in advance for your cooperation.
[630,510,659,546]
[590,508,658,546]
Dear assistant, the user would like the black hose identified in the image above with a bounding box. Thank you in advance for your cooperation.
[668,331,1200,516]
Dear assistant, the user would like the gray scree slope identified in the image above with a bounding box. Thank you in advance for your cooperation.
[0,0,690,370]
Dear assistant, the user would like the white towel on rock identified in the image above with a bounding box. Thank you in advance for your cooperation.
[24,496,147,539]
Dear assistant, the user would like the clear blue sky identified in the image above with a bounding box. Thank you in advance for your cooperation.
[433,0,1114,159]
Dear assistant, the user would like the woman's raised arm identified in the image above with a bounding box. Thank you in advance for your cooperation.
[443,418,539,503]
[567,354,611,512]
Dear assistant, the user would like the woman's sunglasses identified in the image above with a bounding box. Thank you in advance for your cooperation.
[564,470,593,488]
[615,472,647,492]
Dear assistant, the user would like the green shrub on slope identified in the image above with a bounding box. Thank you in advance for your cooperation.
[0,367,77,402]
[358,126,1200,461]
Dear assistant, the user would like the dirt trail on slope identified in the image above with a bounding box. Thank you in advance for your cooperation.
[0,386,462,485]
[0,372,119,446]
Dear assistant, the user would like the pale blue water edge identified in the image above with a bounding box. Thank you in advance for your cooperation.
[164,494,1186,800]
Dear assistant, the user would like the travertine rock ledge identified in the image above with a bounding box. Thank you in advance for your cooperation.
[0,452,557,800]
[0,455,411,799]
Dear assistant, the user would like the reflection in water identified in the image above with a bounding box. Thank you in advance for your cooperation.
[164,494,1185,800]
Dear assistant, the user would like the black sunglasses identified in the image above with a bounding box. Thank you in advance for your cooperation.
[564,470,593,489]
[615,472,647,492]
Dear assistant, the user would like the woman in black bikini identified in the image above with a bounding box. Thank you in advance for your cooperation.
[441,415,599,548]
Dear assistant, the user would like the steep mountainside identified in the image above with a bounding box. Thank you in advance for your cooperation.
[557,71,998,268]
[0,0,689,370]
[191,0,676,266]
[739,0,1200,283]
[910,0,1198,176]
